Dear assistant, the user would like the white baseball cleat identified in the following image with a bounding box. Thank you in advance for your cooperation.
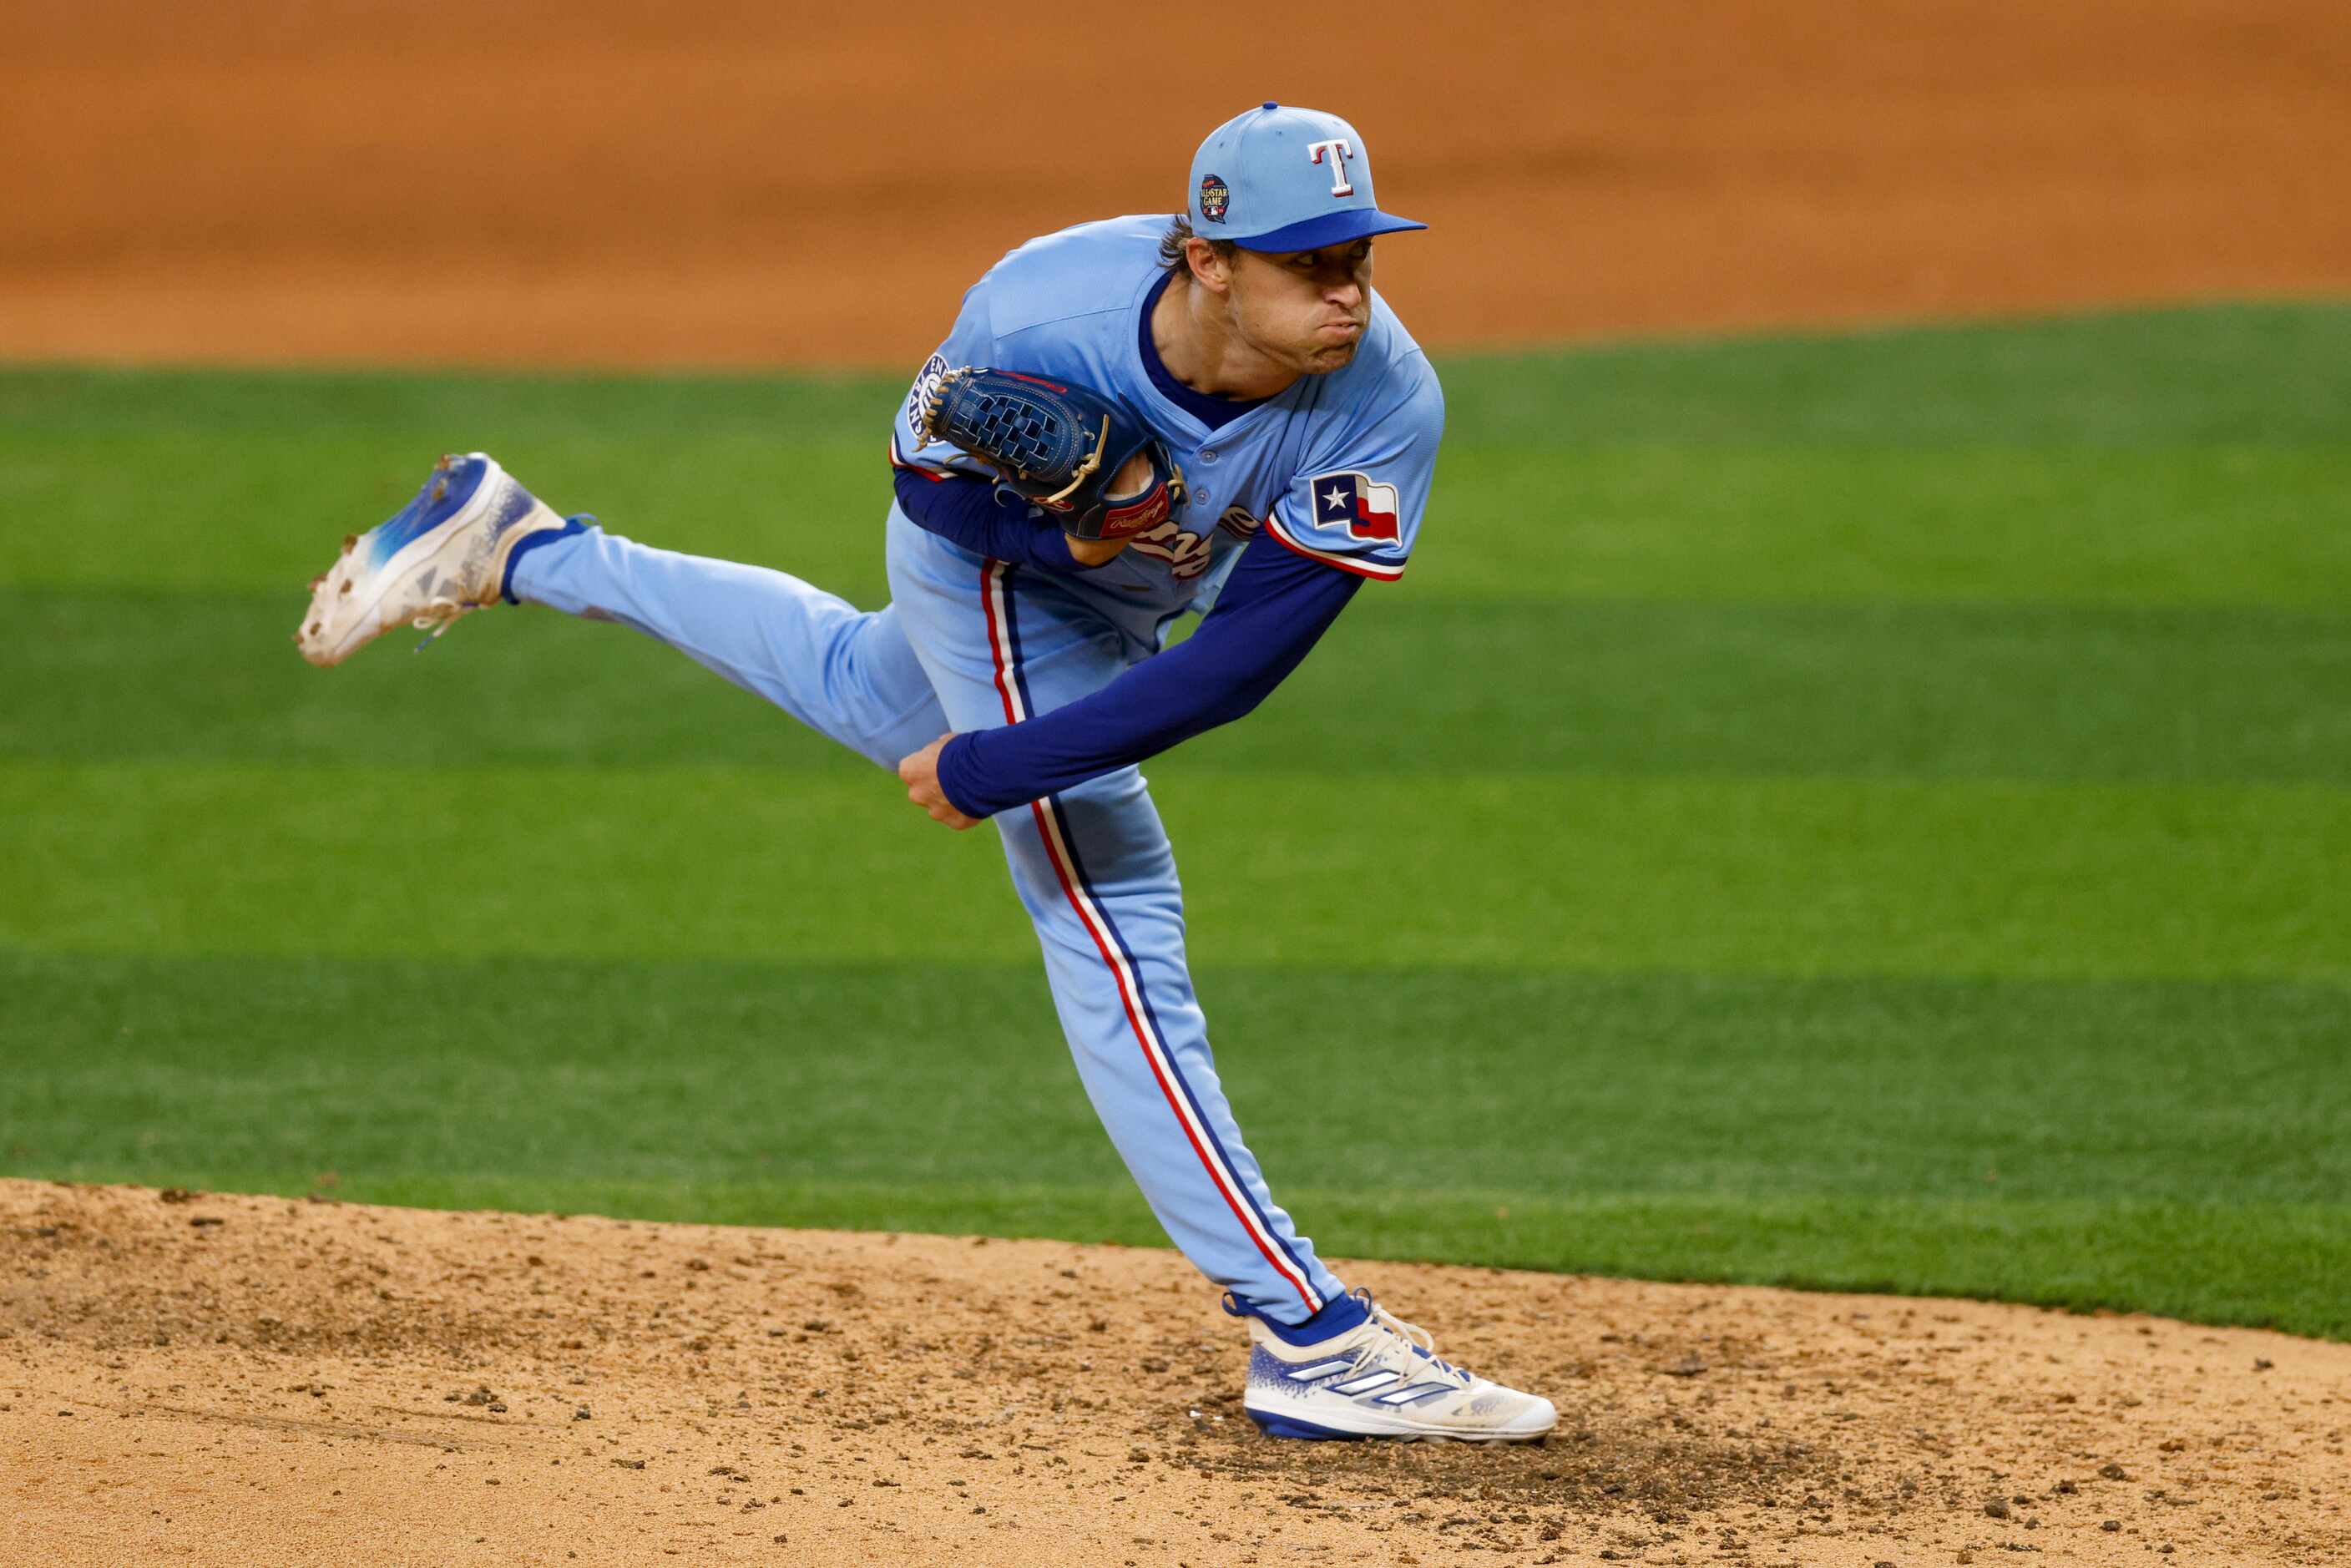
[1240,1288,1559,1442]
[295,452,571,667]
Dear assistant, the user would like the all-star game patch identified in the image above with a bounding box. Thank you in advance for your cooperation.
[1199,173,1230,223]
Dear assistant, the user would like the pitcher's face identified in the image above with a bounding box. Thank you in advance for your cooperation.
[1226,239,1376,375]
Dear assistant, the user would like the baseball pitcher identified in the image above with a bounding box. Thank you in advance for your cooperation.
[296,103,1556,1443]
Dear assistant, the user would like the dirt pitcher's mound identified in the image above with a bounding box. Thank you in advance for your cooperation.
[3,1182,2345,1566]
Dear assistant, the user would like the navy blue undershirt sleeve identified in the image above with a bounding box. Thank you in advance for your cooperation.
[894,468,1086,574]
[935,542,1362,818]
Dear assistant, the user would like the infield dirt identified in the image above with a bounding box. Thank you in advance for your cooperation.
[6,1181,2348,1566]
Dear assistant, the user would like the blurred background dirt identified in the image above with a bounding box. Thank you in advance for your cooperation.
[3,0,2347,370]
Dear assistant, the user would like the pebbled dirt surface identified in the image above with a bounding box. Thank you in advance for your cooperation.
[3,0,2348,371]
[5,1181,2348,1566]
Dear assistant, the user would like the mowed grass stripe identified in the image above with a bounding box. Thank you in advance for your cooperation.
[5,949,2343,1337]
[7,305,2348,607]
[1442,301,2351,448]
[5,761,2344,979]
[8,302,2346,445]
[1423,443,2351,605]
[13,589,2348,786]
[0,429,901,602]
[1302,1191,2351,1343]
[10,950,2339,1205]
[8,433,2345,609]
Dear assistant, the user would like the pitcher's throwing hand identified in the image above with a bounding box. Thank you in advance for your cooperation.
[899,736,979,830]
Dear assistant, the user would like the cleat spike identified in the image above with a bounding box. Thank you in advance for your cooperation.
[341,534,357,554]
[338,579,352,595]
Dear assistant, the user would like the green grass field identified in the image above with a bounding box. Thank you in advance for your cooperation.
[4,301,2346,1338]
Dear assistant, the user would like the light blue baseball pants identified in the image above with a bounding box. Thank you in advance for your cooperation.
[511,505,1346,1322]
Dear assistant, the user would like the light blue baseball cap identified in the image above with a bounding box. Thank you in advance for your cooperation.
[1186,102,1427,253]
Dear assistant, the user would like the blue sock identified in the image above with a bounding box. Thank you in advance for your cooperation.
[1246,1288,1370,1347]
[502,516,591,604]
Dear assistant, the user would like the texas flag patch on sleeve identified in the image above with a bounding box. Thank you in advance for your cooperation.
[1310,471,1400,542]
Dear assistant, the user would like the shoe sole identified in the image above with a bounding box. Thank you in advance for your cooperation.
[1244,1405,1555,1444]
[296,454,503,667]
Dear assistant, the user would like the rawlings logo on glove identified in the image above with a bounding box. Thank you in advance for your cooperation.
[919,367,1186,542]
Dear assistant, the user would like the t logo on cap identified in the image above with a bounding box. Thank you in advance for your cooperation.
[1307,138,1358,198]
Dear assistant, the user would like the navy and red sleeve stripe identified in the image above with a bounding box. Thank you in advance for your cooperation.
[936,541,1361,817]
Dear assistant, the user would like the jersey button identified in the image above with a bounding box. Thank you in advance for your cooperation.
[1200,448,1219,463]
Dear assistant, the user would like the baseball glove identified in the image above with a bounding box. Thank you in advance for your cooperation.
[918,367,1185,541]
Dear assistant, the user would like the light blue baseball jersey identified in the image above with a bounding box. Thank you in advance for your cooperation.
[892,215,1445,620]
